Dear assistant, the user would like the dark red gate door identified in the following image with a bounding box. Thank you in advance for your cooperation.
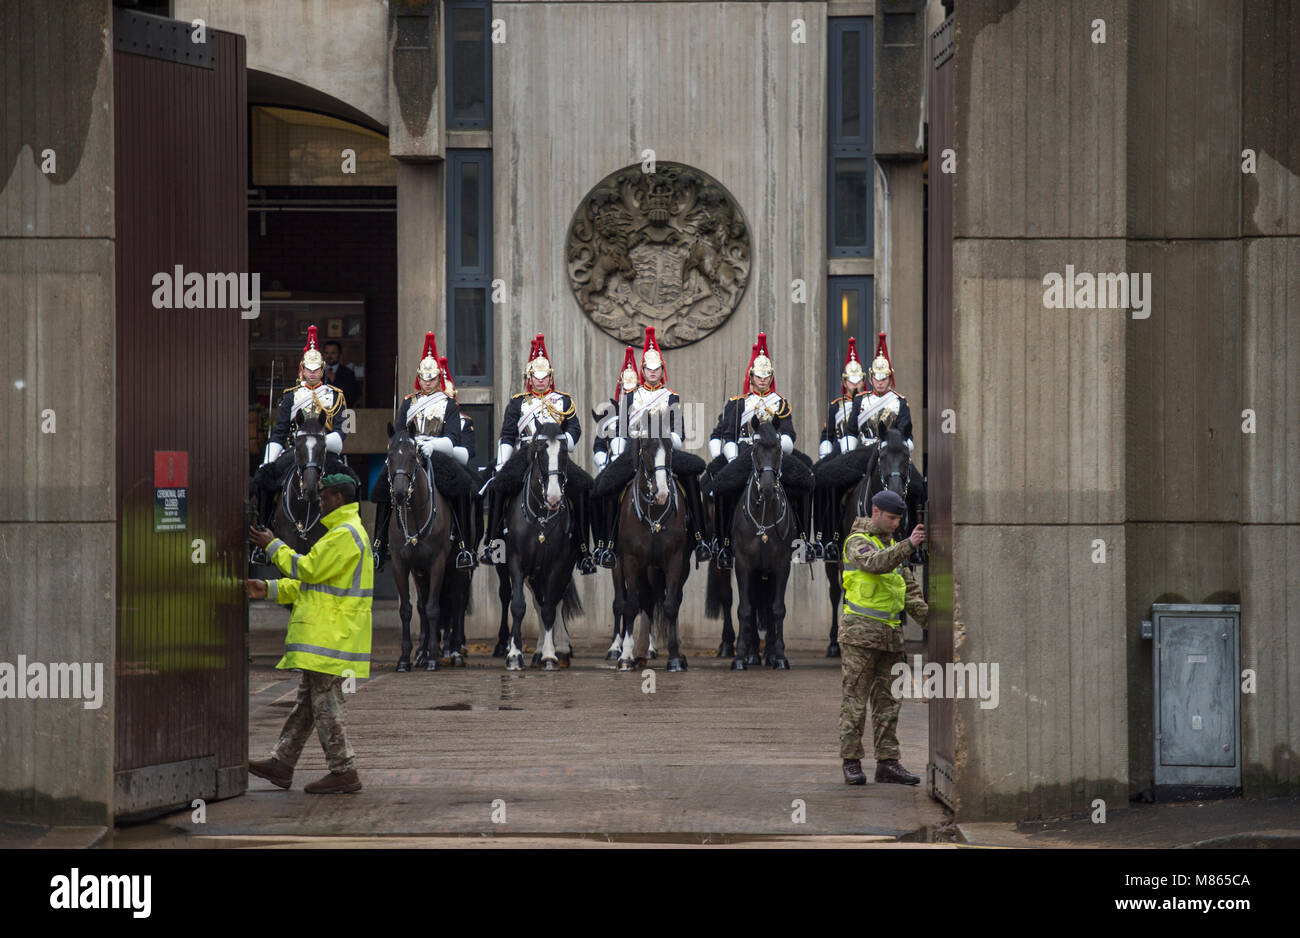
[113,9,248,818]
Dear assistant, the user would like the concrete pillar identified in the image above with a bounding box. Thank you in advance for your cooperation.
[0,0,117,827]
[396,162,446,393]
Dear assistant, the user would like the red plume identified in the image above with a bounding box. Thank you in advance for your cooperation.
[642,325,666,385]
[742,342,758,395]
[414,332,441,389]
[743,332,776,394]
[873,331,894,388]
[614,345,639,400]
[439,357,455,396]
[533,333,549,362]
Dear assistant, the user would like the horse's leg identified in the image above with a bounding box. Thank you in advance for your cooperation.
[493,563,511,658]
[664,552,687,672]
[617,563,639,672]
[505,552,527,671]
[412,567,432,669]
[732,560,755,671]
[424,546,446,673]
[827,563,843,658]
[769,560,792,670]
[395,554,413,672]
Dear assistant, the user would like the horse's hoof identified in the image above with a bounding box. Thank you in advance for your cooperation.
[448,652,464,668]
[717,641,735,658]
[771,657,791,670]
[425,658,439,672]
[730,658,747,671]
[744,654,761,666]
[396,660,410,673]
[543,658,558,671]
[605,648,619,661]
[506,654,524,671]
[667,657,687,672]
[492,642,508,658]
[557,652,571,668]
[531,651,542,666]
[616,658,634,672]
[826,642,841,658]
[413,650,428,669]
[646,649,658,660]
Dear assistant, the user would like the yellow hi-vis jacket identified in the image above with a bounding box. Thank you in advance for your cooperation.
[840,530,906,627]
[265,501,373,678]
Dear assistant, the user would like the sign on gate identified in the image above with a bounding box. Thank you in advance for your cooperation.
[154,450,189,532]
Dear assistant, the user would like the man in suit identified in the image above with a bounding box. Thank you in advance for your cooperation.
[324,340,361,408]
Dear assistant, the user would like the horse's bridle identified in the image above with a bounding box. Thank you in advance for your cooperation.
[743,441,789,543]
[284,429,324,535]
[856,439,912,524]
[521,437,569,540]
[632,439,678,533]
[388,444,436,546]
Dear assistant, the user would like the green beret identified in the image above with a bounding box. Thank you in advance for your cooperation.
[320,472,355,490]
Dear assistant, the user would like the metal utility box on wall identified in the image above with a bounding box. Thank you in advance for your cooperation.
[1144,604,1241,788]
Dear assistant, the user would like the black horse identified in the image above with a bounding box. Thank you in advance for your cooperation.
[500,424,586,670]
[702,477,739,657]
[609,436,692,672]
[821,426,926,655]
[268,412,331,555]
[383,429,454,672]
[730,421,795,670]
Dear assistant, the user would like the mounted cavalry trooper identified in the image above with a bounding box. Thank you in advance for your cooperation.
[591,345,641,567]
[481,333,595,574]
[707,332,816,568]
[813,337,868,559]
[858,332,914,450]
[370,333,476,572]
[251,325,354,557]
[593,327,711,564]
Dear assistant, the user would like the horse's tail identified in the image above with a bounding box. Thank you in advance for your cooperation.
[561,578,583,620]
[704,562,724,620]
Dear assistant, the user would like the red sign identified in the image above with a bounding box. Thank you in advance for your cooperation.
[154,451,189,488]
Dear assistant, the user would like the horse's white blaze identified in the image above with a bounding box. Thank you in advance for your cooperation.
[654,444,669,504]
[546,439,562,507]
[540,627,556,662]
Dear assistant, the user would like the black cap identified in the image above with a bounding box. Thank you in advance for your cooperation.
[871,490,907,515]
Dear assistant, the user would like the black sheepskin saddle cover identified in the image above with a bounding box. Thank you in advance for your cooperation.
[711,444,816,498]
[594,447,706,498]
[490,447,594,498]
[812,445,875,490]
[425,451,477,499]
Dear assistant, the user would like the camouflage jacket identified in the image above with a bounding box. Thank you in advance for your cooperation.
[837,516,928,650]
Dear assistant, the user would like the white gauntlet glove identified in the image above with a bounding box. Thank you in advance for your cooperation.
[708,438,722,460]
[819,439,833,459]
[779,434,794,456]
[262,441,284,466]
[723,441,738,462]
[496,442,514,472]
[325,432,343,455]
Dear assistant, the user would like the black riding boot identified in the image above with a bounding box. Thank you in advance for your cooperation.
[571,493,596,575]
[599,493,618,567]
[453,495,476,569]
[680,473,712,564]
[714,493,734,569]
[812,488,828,560]
[480,488,504,564]
[798,493,817,563]
[373,500,393,571]
[590,495,607,567]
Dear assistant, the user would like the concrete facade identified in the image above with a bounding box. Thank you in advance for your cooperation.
[952,0,1300,820]
[0,0,117,825]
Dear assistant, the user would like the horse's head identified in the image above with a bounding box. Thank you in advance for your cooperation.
[636,435,672,506]
[531,424,566,510]
[751,419,782,501]
[293,414,326,501]
[386,430,421,506]
[877,427,910,497]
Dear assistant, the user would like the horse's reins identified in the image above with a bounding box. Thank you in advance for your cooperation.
[632,440,678,533]
[743,440,789,543]
[389,446,436,546]
[285,430,324,535]
[521,439,569,543]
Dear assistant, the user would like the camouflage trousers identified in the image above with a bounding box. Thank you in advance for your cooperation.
[271,670,356,774]
[838,643,904,761]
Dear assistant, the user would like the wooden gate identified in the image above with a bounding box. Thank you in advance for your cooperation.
[113,9,248,819]
[925,15,956,810]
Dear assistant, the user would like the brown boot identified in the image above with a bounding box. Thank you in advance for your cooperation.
[842,758,866,785]
[304,769,362,794]
[248,757,293,790]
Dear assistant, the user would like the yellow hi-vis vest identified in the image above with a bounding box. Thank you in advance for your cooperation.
[266,501,374,678]
[840,530,906,627]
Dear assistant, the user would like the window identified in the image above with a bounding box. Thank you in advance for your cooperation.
[828,18,873,257]
[446,1,491,129]
[827,277,874,404]
[251,107,396,187]
[447,149,492,385]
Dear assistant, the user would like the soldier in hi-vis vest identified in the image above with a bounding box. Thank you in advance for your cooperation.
[837,488,927,787]
[246,472,373,794]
